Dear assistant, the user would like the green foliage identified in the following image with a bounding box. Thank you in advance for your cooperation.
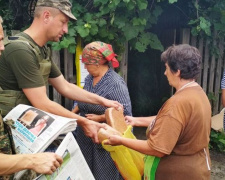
[169,0,178,3]
[189,17,211,36]
[53,0,164,54]
[188,0,225,46]
[0,0,32,33]
[0,0,164,56]
[0,0,14,33]
[208,92,217,103]
[210,130,225,153]
[1,0,225,57]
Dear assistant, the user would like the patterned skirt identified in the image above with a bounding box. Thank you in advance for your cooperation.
[74,126,123,180]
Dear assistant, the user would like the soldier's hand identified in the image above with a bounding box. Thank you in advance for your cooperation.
[81,120,106,143]
[29,153,63,174]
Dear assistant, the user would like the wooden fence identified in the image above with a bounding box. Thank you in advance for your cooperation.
[53,30,224,115]
[5,29,223,115]
[180,29,224,115]
[50,50,75,110]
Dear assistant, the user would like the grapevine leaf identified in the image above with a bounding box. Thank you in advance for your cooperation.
[169,0,178,4]
[76,26,90,37]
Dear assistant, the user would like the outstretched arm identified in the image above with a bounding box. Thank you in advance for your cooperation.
[125,116,156,127]
[0,153,63,175]
[104,135,165,157]
[23,86,106,143]
[49,75,122,109]
[85,114,106,122]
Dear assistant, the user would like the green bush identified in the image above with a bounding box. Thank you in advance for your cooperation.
[210,129,225,153]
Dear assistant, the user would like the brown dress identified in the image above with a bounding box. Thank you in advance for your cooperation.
[146,85,211,180]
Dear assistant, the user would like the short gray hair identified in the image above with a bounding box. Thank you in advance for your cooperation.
[0,16,3,24]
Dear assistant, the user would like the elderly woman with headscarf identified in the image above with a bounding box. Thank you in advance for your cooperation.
[73,41,132,180]
[105,44,211,180]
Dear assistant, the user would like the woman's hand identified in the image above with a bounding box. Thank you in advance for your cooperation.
[125,116,138,126]
[104,135,123,146]
[71,105,79,113]
[85,114,105,122]
[125,116,156,127]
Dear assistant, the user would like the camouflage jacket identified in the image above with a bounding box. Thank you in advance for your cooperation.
[0,114,15,180]
[0,34,47,180]
[0,114,37,180]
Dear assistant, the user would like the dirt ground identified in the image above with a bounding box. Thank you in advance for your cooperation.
[210,150,225,180]
[133,127,225,180]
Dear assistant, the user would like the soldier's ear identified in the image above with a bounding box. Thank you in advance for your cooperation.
[42,10,51,23]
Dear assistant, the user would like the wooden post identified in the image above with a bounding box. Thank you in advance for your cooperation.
[213,40,224,114]
[202,40,209,93]
[63,49,74,110]
[180,28,190,44]
[208,31,217,94]
[51,50,62,105]
[120,42,128,83]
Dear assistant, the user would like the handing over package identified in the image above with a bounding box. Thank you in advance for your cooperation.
[98,108,144,180]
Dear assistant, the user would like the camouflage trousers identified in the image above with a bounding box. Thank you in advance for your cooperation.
[0,114,36,180]
[0,170,36,180]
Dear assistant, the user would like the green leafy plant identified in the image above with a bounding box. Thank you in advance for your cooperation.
[52,0,164,54]
[51,0,225,56]
[187,0,225,58]
[0,0,33,33]
[2,0,225,56]
[208,92,217,103]
[0,0,14,33]
[210,130,225,153]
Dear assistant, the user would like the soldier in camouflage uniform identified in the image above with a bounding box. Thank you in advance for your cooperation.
[0,0,122,179]
[0,0,121,144]
[0,16,63,180]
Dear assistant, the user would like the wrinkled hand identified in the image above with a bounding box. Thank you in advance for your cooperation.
[85,114,105,122]
[103,99,123,110]
[104,135,123,146]
[30,153,63,175]
[125,116,137,126]
[82,120,107,143]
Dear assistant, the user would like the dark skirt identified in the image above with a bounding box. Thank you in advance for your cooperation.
[74,126,123,180]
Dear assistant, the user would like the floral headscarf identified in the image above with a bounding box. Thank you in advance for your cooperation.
[82,41,119,68]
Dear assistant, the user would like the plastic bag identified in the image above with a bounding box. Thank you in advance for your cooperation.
[102,125,144,180]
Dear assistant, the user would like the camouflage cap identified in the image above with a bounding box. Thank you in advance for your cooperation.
[36,0,77,20]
